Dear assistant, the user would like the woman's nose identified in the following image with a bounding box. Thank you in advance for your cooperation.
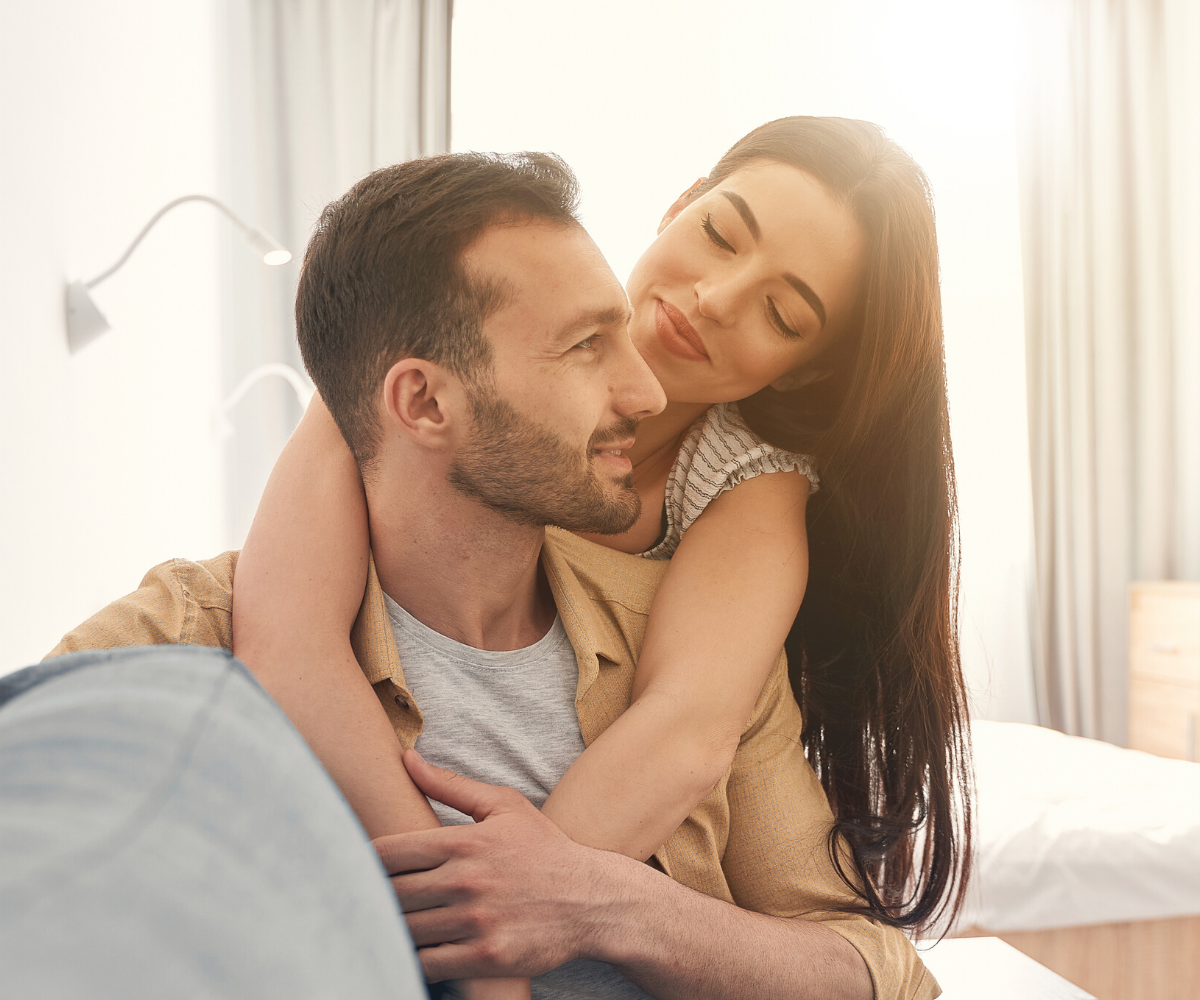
[694,274,743,326]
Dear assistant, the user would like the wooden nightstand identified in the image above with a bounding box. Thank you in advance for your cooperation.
[1128,582,1200,761]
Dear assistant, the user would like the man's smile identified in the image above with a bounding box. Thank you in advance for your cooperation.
[592,438,635,474]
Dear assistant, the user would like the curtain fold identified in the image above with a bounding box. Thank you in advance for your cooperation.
[1019,0,1199,742]
[219,0,453,545]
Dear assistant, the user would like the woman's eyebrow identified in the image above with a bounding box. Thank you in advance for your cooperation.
[784,274,826,329]
[719,190,761,241]
[720,189,827,329]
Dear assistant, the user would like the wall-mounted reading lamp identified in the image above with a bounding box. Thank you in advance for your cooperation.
[212,362,315,440]
[65,194,292,354]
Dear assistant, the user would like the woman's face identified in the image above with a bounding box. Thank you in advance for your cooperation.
[625,160,867,404]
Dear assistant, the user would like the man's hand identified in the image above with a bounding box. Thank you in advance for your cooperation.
[373,751,633,983]
[377,752,876,1000]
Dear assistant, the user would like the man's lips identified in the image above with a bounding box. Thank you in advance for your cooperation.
[592,438,636,453]
[592,438,635,474]
[655,299,708,361]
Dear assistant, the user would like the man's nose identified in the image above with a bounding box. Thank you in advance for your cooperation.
[612,332,667,419]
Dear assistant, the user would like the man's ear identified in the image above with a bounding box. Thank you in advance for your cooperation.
[380,357,464,448]
[657,177,707,235]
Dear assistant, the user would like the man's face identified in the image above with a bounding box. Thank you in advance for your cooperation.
[447,220,666,533]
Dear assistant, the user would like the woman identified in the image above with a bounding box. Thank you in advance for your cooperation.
[234,117,972,982]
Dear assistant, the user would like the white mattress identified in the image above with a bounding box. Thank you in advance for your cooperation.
[955,720,1200,932]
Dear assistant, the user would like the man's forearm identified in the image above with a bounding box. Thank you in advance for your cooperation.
[586,849,874,1000]
[384,756,875,1000]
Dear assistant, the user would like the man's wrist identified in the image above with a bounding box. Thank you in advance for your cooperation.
[570,846,668,968]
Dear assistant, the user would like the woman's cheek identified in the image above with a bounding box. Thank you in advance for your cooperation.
[718,364,767,401]
[729,346,779,392]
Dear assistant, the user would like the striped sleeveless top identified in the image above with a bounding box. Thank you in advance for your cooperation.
[639,403,819,561]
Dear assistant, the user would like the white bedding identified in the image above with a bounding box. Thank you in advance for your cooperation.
[955,720,1200,932]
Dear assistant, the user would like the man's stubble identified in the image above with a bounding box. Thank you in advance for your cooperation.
[447,386,641,536]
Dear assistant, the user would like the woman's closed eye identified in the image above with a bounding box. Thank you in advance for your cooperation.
[768,300,802,340]
[701,209,802,338]
[702,214,735,253]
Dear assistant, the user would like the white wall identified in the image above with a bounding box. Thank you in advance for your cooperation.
[452,0,1038,722]
[0,0,227,670]
[0,0,1040,720]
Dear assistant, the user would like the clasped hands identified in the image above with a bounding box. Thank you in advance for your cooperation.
[374,750,642,983]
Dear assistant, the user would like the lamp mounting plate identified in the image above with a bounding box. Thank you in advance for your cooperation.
[65,281,110,354]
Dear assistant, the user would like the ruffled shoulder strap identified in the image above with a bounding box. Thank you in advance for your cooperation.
[640,403,818,560]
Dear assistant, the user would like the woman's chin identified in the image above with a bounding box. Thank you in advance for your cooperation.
[631,332,716,405]
[662,379,726,407]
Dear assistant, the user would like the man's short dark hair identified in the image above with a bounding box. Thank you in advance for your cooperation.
[295,151,581,469]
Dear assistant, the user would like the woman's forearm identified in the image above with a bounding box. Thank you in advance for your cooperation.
[233,403,530,999]
[540,687,739,860]
[262,638,439,839]
[546,471,810,860]
[232,396,439,838]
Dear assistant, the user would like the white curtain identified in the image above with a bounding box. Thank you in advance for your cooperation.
[218,0,453,545]
[1019,0,1200,742]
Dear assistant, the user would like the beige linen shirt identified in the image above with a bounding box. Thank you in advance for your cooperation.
[49,526,937,1000]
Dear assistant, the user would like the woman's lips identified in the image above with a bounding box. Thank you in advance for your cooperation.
[655,299,709,361]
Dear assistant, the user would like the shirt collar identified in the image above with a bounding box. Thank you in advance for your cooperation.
[353,526,629,700]
[539,527,629,703]
[352,553,406,688]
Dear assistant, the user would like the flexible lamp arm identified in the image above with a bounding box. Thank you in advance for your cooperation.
[223,362,314,413]
[66,194,292,354]
[85,194,290,289]
[212,363,314,441]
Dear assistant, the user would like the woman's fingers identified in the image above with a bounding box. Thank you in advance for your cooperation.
[418,942,500,983]
[373,827,455,875]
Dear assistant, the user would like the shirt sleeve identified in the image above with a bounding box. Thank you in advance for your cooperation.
[45,554,237,660]
[721,659,940,1000]
[676,405,819,540]
[716,403,819,491]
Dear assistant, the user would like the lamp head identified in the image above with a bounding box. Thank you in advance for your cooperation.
[247,230,292,266]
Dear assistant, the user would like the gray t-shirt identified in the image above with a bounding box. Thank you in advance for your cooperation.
[384,594,654,1000]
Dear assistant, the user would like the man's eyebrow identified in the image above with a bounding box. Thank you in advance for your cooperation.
[720,190,761,241]
[720,188,826,330]
[554,304,632,342]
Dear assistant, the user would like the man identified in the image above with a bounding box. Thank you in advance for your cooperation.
[45,153,936,999]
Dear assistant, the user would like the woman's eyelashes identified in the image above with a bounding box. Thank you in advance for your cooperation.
[768,300,802,340]
[702,214,735,253]
[701,209,802,340]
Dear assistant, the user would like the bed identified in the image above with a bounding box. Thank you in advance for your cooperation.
[953,720,1200,999]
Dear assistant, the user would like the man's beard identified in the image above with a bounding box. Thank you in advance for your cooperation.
[447,387,641,535]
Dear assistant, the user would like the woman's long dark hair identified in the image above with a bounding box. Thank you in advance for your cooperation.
[704,117,972,933]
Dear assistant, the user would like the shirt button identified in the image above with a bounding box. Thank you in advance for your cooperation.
[394,693,410,710]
